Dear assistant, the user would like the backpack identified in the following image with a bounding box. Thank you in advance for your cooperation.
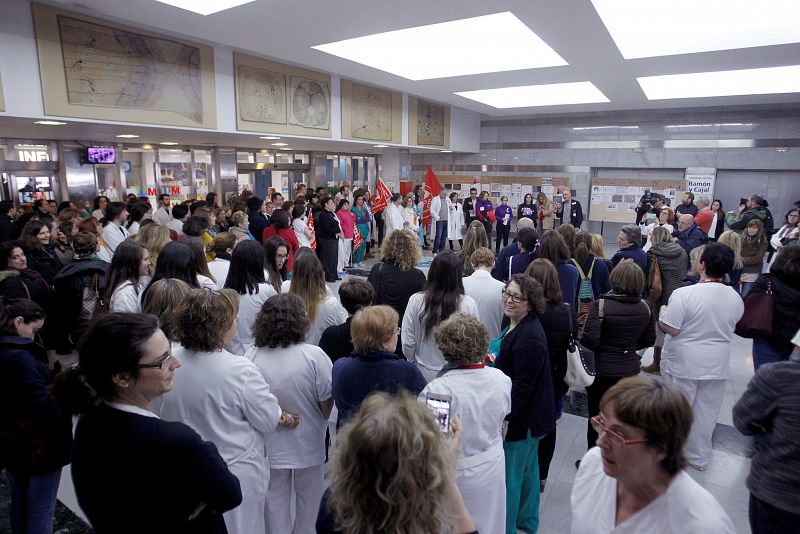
[571,258,596,302]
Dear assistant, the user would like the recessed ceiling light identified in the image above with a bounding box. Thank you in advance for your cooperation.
[373,145,389,148]
[160,142,179,146]
[271,142,288,146]
[590,0,800,59]
[141,144,154,149]
[312,12,567,81]
[455,82,610,108]
[260,136,281,140]
[440,150,453,153]
[154,0,255,16]
[34,120,67,125]
[637,65,800,100]
[116,134,140,138]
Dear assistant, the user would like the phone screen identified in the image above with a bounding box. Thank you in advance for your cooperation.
[426,396,451,434]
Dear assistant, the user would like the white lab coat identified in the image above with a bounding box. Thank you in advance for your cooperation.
[101,221,129,254]
[307,296,348,346]
[448,200,464,240]
[403,206,419,233]
[156,346,281,534]
[384,203,405,236]
[462,270,505,340]
[420,367,511,534]
[401,293,480,381]
[153,206,172,225]
[208,258,231,289]
[109,277,149,313]
[227,283,277,356]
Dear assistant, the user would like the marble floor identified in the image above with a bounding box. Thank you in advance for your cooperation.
[3,243,759,533]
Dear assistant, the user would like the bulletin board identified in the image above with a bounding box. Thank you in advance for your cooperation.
[588,177,687,224]
[437,175,570,207]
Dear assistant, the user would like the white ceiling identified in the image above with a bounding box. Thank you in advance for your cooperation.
[44,0,800,117]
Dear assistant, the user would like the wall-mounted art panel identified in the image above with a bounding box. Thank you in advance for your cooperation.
[31,3,216,129]
[234,52,332,138]
[408,97,450,148]
[340,79,402,143]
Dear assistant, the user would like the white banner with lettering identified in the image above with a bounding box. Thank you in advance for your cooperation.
[685,167,716,197]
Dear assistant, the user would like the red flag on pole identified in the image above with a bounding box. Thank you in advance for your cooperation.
[353,221,363,251]
[423,166,442,227]
[308,214,317,250]
[371,178,391,214]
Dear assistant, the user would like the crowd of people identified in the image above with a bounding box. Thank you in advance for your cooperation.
[0,183,798,534]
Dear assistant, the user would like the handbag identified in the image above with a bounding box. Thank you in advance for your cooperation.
[564,302,596,388]
[648,256,663,303]
[735,276,773,338]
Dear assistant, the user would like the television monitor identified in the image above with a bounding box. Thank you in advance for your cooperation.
[87,147,116,164]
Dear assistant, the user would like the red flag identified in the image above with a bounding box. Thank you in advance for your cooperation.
[371,178,391,214]
[353,221,363,251]
[308,214,317,250]
[423,167,442,227]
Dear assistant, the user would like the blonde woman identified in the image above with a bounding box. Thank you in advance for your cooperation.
[460,220,489,277]
[289,248,347,345]
[718,230,745,288]
[536,192,554,230]
[134,223,171,269]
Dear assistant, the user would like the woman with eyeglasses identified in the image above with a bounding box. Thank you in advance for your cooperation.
[72,312,243,533]
[264,235,289,293]
[156,289,288,534]
[493,274,554,534]
[571,375,734,533]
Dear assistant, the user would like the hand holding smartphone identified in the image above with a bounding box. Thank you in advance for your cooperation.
[425,392,451,434]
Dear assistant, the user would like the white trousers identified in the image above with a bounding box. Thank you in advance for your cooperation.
[224,451,269,534]
[458,451,506,534]
[264,464,326,534]
[337,237,352,271]
[663,373,726,469]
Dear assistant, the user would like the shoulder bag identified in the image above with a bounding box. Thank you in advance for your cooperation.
[648,255,663,303]
[564,302,596,388]
[735,276,773,338]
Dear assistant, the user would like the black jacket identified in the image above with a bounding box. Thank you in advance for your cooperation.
[0,268,55,310]
[72,403,242,534]
[319,318,354,364]
[23,246,63,284]
[539,302,577,401]
[557,200,584,228]
[492,240,519,281]
[676,203,698,217]
[0,336,72,476]
[367,260,426,323]
[52,258,108,345]
[494,313,555,441]
[0,213,16,242]
[673,224,708,255]
[315,210,340,240]
[580,293,656,377]
[750,274,800,353]
[248,211,269,244]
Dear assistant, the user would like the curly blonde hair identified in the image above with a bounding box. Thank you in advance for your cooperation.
[329,392,450,534]
[434,313,488,365]
[380,229,421,272]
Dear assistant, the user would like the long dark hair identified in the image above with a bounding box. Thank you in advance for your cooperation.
[0,297,45,336]
[20,220,49,251]
[420,250,464,339]
[225,240,266,295]
[270,208,290,230]
[104,241,147,301]
[126,202,151,229]
[141,241,198,302]
[264,235,288,292]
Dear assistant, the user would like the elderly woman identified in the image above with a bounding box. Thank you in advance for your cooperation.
[0,299,71,533]
[402,250,479,381]
[420,313,511,534]
[493,274,554,534]
[247,293,333,534]
[317,393,476,534]
[157,289,284,534]
[610,224,648,273]
[72,313,242,533]
[642,226,688,374]
[580,261,656,452]
[572,375,734,533]
[229,211,254,244]
[332,305,426,425]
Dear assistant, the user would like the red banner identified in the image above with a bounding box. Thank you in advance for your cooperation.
[371,178,391,214]
[308,214,317,250]
[423,166,441,227]
[353,221,363,251]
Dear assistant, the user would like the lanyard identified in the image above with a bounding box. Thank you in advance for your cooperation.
[459,363,485,369]
[699,278,724,283]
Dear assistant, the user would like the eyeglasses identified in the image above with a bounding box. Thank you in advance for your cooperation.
[136,350,173,370]
[501,289,524,304]
[276,253,289,259]
[590,416,648,448]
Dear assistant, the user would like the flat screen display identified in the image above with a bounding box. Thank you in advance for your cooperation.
[87,147,116,164]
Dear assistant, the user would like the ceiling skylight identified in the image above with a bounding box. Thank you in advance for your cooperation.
[455,82,609,108]
[590,0,800,59]
[637,66,800,100]
[312,12,567,81]
[155,0,255,16]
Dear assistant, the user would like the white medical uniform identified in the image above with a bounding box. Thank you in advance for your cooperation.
[306,296,347,346]
[462,269,505,340]
[227,283,277,356]
[208,258,231,289]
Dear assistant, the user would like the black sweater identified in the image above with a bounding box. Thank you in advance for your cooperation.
[539,302,577,401]
[72,403,242,534]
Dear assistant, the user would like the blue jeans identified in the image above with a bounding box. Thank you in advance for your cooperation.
[433,220,448,252]
[740,281,756,298]
[752,338,793,370]
[6,468,62,534]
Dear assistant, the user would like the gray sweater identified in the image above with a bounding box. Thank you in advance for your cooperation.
[732,352,800,513]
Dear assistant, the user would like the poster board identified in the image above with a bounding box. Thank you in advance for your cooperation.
[589,177,686,224]
[437,175,570,207]
[340,80,402,143]
[408,97,450,148]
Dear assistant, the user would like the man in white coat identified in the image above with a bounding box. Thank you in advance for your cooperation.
[659,243,744,471]
[153,194,173,225]
[430,189,449,254]
[100,201,129,254]
[383,193,406,237]
[462,247,505,340]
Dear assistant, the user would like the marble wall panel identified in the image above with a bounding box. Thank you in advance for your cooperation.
[663,148,719,168]
[770,149,800,170]
[617,148,666,168]
[532,148,575,165]
[496,149,534,165]
[498,125,537,143]
[589,149,619,167]
[717,148,776,169]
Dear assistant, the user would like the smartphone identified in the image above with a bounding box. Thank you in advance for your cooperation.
[425,392,451,434]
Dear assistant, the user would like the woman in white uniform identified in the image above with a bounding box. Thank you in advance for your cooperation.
[247,293,333,534]
[420,313,511,534]
[156,288,290,534]
[447,192,465,250]
[105,241,151,313]
[402,250,479,381]
[289,248,347,345]
[571,375,734,534]
[223,240,277,355]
